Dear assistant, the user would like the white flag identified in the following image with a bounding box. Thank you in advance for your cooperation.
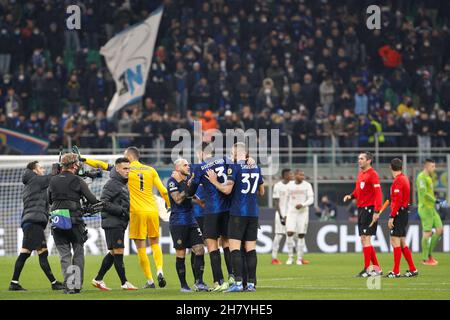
[100,5,163,119]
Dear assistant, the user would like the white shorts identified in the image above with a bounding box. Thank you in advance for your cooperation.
[286,211,309,234]
[274,212,286,234]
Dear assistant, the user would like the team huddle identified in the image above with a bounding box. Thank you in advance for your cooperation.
[8,146,443,293]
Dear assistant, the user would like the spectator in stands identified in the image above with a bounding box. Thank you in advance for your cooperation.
[315,196,337,222]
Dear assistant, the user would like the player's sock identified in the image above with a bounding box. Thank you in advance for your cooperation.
[150,243,163,275]
[190,251,196,279]
[175,257,188,288]
[245,250,257,284]
[223,247,233,278]
[393,247,402,274]
[95,252,114,281]
[12,252,31,282]
[272,234,282,259]
[421,236,431,261]
[370,246,380,268]
[296,238,305,260]
[230,250,243,282]
[194,254,205,283]
[429,233,441,256]
[402,246,416,271]
[38,251,56,283]
[137,248,153,281]
[362,246,371,269]
[286,235,295,259]
[209,250,224,283]
[113,254,127,286]
[241,248,248,286]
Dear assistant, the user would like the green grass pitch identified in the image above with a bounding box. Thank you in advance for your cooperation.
[0,253,449,300]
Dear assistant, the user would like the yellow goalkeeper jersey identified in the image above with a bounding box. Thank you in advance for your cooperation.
[128,160,170,214]
[83,158,170,214]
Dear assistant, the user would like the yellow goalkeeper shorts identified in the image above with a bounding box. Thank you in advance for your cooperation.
[129,211,160,240]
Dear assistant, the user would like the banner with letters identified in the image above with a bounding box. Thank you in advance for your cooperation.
[100,5,163,119]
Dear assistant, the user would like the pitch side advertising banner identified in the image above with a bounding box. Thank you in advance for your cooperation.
[1,211,448,256]
[100,5,163,119]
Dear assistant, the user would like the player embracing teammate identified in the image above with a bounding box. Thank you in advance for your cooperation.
[206,142,264,292]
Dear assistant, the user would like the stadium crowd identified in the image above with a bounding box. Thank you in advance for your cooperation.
[0,0,450,153]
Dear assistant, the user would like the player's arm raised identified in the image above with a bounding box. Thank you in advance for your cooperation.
[205,169,234,195]
[82,157,112,171]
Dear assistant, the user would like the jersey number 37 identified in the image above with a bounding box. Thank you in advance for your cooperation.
[241,173,259,194]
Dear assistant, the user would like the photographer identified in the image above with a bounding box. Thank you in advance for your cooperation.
[48,153,101,294]
[9,161,64,291]
[92,158,137,291]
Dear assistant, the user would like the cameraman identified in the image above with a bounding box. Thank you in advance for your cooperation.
[9,161,64,291]
[48,153,101,294]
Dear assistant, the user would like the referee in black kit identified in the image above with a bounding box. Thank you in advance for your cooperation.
[9,161,64,291]
[48,153,102,294]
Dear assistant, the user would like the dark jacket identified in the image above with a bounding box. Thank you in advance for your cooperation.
[100,167,130,229]
[48,171,99,225]
[21,169,51,227]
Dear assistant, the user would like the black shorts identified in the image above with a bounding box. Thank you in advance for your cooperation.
[358,206,377,236]
[390,207,409,238]
[195,216,205,233]
[170,224,204,250]
[22,223,47,251]
[104,228,126,250]
[203,212,229,239]
[228,215,259,242]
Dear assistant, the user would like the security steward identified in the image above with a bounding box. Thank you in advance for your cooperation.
[48,153,102,294]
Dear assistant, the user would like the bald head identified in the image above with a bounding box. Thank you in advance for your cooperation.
[174,158,190,176]
[124,147,140,162]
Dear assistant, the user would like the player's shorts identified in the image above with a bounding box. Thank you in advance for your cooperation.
[418,206,443,231]
[104,228,125,250]
[195,216,205,233]
[228,215,259,241]
[390,207,409,238]
[274,212,286,234]
[203,212,229,239]
[286,211,309,234]
[358,206,377,236]
[170,224,203,250]
[129,211,159,240]
[22,223,47,251]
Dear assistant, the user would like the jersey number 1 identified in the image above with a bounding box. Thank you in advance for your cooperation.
[138,173,144,191]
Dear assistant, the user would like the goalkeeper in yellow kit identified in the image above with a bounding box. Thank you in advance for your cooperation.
[82,147,170,289]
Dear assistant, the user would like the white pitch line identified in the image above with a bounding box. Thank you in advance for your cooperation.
[258,285,450,292]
